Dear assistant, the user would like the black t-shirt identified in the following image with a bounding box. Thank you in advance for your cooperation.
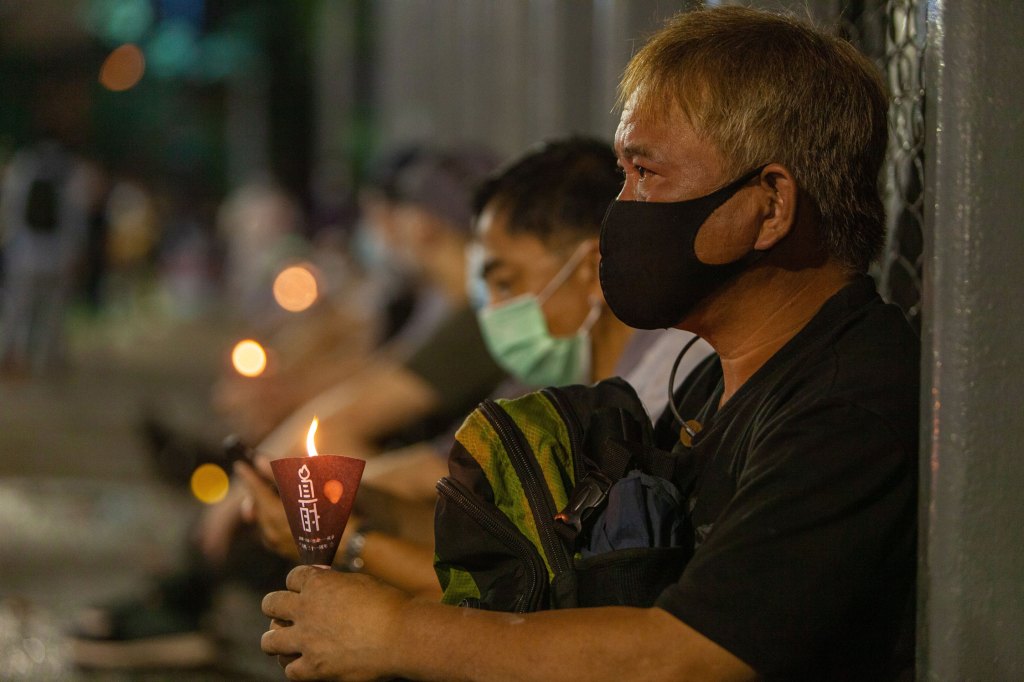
[656,276,919,681]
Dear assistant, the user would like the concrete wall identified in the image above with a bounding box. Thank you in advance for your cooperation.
[920,1,1024,679]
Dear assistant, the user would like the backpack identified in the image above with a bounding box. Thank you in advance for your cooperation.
[434,377,704,612]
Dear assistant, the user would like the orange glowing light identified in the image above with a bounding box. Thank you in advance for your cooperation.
[232,339,267,377]
[306,417,320,457]
[190,463,230,504]
[273,264,319,313]
[99,44,146,92]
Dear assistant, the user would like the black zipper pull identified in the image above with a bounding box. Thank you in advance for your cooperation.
[553,470,613,543]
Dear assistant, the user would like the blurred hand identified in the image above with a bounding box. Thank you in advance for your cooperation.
[235,458,300,562]
[261,565,408,681]
[194,484,246,567]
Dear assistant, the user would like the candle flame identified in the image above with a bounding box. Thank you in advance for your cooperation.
[306,417,319,457]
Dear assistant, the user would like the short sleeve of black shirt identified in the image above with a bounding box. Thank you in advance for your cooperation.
[655,277,919,681]
[404,305,507,424]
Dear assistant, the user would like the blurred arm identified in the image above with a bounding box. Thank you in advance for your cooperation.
[257,360,440,460]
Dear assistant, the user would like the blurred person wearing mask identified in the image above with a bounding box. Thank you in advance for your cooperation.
[260,8,918,681]
[349,145,451,353]
[237,137,712,598]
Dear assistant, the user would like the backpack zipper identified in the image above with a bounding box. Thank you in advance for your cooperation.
[479,400,574,582]
[436,476,545,612]
[541,387,584,483]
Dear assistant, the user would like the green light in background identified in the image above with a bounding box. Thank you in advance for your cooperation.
[82,0,155,45]
[145,19,200,79]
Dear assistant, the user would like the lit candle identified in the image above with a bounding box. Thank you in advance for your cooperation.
[306,416,320,456]
[270,416,365,567]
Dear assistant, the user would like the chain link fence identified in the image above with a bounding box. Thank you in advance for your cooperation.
[834,0,926,330]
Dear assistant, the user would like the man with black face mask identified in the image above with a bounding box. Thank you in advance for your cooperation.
[259,8,918,681]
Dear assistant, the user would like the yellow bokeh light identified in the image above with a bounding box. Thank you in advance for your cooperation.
[190,463,230,504]
[99,44,146,92]
[273,264,319,313]
[231,339,267,377]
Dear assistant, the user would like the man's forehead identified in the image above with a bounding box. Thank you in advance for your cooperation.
[614,100,687,159]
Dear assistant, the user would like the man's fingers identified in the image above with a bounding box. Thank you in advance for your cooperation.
[262,590,295,621]
[239,493,255,523]
[262,625,307,679]
[284,655,316,680]
[254,453,275,478]
[261,621,297,656]
[285,564,324,592]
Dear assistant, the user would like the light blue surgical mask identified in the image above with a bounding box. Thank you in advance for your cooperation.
[352,219,395,273]
[465,242,490,311]
[477,243,600,387]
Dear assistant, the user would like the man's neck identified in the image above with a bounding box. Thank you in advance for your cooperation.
[590,310,634,381]
[691,263,854,406]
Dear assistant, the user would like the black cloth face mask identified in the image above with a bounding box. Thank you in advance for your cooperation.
[599,166,766,329]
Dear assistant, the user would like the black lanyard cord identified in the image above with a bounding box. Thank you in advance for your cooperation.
[666,335,705,439]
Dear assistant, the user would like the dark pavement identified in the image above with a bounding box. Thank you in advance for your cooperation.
[0,308,283,680]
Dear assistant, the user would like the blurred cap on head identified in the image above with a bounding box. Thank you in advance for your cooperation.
[395,146,500,233]
[363,145,427,202]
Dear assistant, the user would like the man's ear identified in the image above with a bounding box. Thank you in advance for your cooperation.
[754,163,798,251]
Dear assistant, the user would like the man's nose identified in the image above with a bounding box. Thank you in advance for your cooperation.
[616,179,635,202]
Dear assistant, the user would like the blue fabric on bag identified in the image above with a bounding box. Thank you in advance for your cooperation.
[582,470,686,557]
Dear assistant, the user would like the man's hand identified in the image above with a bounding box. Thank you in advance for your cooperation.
[235,458,300,562]
[261,565,408,681]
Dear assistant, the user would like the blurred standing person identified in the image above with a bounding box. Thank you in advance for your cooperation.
[0,136,92,377]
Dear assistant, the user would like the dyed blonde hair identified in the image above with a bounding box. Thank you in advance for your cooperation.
[620,6,888,272]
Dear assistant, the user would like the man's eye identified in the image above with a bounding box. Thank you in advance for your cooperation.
[490,279,512,297]
[635,165,649,180]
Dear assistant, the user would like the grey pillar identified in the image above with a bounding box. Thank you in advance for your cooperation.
[920,2,1024,680]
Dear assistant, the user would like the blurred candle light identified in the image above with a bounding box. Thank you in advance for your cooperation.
[231,339,267,377]
[190,463,230,504]
[99,43,146,91]
[273,264,319,313]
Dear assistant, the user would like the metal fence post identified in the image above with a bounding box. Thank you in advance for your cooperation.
[920,1,1024,679]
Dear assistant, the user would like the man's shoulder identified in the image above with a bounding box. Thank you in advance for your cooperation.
[734,289,919,454]
[827,298,920,429]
